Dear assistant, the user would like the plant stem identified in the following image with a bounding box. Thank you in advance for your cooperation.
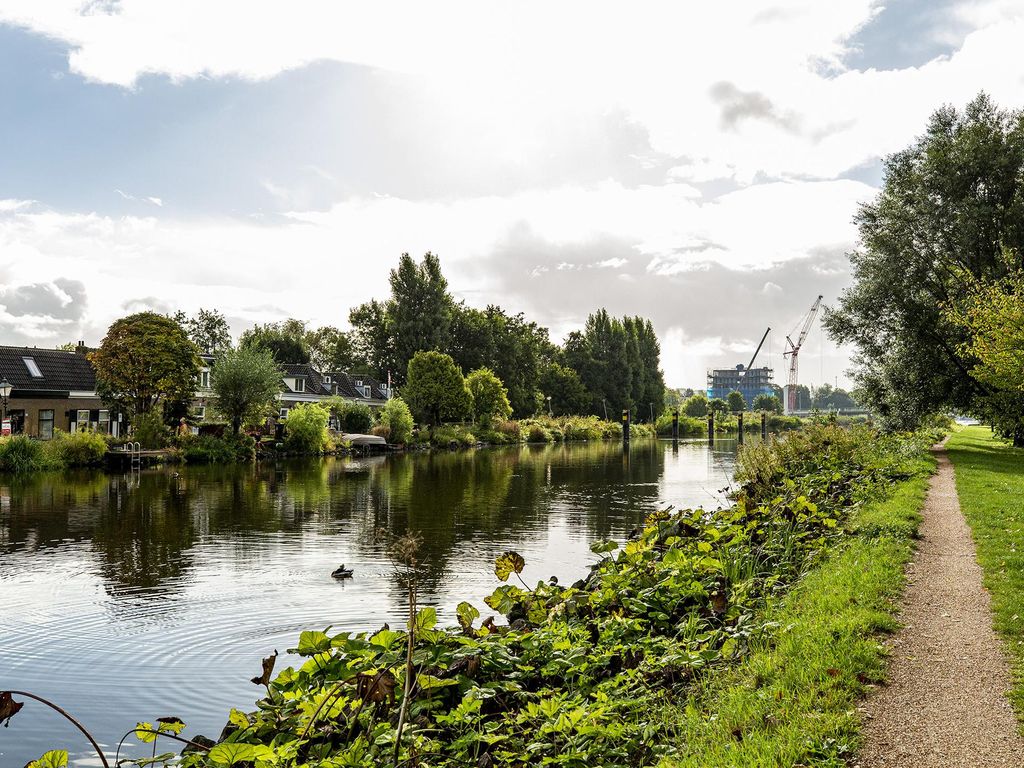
[394,578,417,765]
[2,690,110,768]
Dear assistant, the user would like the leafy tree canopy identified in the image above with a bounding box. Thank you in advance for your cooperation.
[466,367,513,426]
[682,392,708,417]
[211,346,283,434]
[726,391,746,413]
[176,308,232,354]
[403,351,472,426]
[240,319,311,364]
[306,326,354,372]
[91,312,202,420]
[752,393,783,414]
[538,361,591,417]
[825,93,1024,429]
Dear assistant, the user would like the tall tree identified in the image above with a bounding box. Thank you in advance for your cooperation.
[239,319,311,364]
[91,312,201,419]
[211,347,283,434]
[388,252,453,384]
[466,367,513,426]
[306,326,354,371]
[348,299,394,378]
[177,308,232,354]
[825,93,1024,428]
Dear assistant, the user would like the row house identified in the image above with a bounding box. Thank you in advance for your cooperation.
[0,345,122,438]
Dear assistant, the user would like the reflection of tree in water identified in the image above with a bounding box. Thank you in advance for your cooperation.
[1,443,668,601]
[1,470,111,553]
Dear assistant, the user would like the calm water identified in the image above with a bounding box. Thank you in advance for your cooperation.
[0,438,744,765]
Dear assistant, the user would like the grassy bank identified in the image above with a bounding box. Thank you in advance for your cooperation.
[13,425,933,768]
[664,452,932,767]
[946,425,1024,721]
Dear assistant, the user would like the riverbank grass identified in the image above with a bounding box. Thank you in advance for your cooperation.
[946,425,1024,721]
[663,453,933,767]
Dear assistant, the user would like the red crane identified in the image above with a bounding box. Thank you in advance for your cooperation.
[783,295,823,414]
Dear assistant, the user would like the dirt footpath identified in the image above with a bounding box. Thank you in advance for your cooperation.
[857,448,1024,767]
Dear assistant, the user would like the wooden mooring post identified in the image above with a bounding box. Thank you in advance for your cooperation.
[671,409,679,443]
[737,412,744,445]
[707,412,714,444]
[622,409,631,448]
[761,411,768,440]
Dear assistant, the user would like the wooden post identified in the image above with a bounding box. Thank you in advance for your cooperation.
[761,411,768,440]
[622,409,630,448]
[671,409,679,442]
[737,412,744,445]
[707,411,714,444]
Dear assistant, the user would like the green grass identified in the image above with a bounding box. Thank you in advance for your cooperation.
[662,462,933,767]
[946,425,1024,722]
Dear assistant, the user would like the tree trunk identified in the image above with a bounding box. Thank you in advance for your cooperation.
[1014,429,1024,448]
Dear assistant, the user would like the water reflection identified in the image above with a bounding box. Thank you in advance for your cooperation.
[0,439,741,765]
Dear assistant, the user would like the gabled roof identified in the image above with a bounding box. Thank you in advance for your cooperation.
[324,371,388,401]
[281,363,331,396]
[0,346,97,393]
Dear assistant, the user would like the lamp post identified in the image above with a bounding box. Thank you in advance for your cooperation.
[0,377,11,430]
[546,395,552,418]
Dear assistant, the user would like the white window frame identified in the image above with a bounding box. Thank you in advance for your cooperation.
[22,357,43,378]
[76,409,90,431]
[293,378,305,393]
[39,409,55,440]
[194,406,206,419]
[362,386,371,398]
[199,369,211,388]
[280,407,289,419]
[323,375,332,384]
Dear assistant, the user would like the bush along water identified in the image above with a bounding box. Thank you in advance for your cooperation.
[17,425,933,767]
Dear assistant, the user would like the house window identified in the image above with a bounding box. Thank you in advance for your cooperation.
[194,406,206,419]
[293,378,305,393]
[97,409,110,435]
[279,407,289,419]
[76,409,90,431]
[199,370,210,388]
[22,357,43,378]
[362,386,371,398]
[323,375,331,384]
[355,379,362,387]
[39,409,54,440]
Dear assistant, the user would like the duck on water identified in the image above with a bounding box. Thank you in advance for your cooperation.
[331,564,354,579]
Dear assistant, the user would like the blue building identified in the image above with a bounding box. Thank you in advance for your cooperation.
[707,364,775,406]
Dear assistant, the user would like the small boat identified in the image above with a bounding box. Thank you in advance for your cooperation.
[331,564,354,579]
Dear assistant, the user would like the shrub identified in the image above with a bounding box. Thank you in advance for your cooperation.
[131,412,170,449]
[430,425,476,447]
[560,415,606,442]
[493,419,521,441]
[0,436,54,473]
[284,403,331,454]
[525,423,552,443]
[180,433,256,463]
[377,397,415,444]
[48,429,108,466]
[329,400,373,434]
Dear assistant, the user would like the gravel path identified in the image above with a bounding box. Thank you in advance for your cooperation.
[857,447,1024,767]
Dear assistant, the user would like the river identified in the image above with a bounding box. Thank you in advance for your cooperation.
[0,438,746,765]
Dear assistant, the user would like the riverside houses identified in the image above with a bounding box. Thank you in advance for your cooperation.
[0,345,120,437]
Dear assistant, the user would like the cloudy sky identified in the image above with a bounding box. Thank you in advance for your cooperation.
[1,1,1023,389]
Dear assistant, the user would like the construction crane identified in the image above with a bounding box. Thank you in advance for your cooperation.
[740,327,771,375]
[783,295,823,414]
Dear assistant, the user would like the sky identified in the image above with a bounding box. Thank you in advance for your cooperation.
[1,1,1024,390]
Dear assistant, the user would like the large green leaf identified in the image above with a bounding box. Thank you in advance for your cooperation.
[134,721,157,743]
[494,551,526,582]
[297,630,332,654]
[28,751,68,768]
[456,601,480,631]
[412,606,438,632]
[208,742,257,766]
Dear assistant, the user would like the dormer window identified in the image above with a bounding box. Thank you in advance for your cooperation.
[323,375,332,384]
[362,386,371,398]
[355,379,362,387]
[22,357,43,378]
[199,369,210,388]
[293,378,305,393]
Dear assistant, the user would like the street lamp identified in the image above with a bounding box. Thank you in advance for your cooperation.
[546,395,552,417]
[0,377,11,424]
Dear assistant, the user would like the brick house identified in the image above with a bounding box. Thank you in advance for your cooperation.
[0,345,121,438]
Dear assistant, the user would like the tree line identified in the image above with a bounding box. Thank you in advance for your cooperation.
[87,252,667,430]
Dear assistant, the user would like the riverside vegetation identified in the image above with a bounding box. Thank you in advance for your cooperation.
[9,424,937,768]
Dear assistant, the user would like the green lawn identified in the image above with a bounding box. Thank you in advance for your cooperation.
[946,425,1024,722]
[662,462,932,767]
